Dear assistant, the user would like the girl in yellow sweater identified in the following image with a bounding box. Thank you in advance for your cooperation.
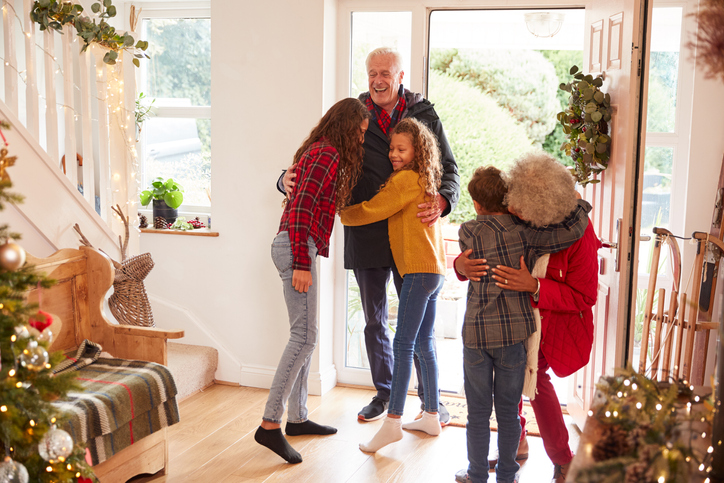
[341,118,446,452]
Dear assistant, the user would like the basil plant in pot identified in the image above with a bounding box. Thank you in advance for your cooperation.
[140,177,184,225]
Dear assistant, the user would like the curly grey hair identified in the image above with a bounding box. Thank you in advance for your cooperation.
[365,47,403,73]
[505,151,578,227]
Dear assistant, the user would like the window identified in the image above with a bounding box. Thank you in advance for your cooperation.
[138,6,211,214]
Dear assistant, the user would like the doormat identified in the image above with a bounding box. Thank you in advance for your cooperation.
[440,396,566,436]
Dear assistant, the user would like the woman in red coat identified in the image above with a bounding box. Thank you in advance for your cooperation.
[455,154,601,483]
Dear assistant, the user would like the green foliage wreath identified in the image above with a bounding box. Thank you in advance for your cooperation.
[557,65,612,186]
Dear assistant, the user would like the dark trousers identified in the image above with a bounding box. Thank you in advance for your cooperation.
[353,266,436,403]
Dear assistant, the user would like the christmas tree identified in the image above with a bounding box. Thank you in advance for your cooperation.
[0,142,94,482]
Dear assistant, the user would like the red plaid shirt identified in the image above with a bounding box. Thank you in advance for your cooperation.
[278,139,339,271]
[365,85,407,136]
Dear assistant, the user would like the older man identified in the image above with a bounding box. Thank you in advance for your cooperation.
[279,47,459,423]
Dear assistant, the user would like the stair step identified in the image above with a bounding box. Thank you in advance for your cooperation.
[168,342,218,401]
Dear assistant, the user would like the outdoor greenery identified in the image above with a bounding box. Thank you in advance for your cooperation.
[30,0,149,67]
[539,50,584,166]
[428,70,534,223]
[431,48,559,144]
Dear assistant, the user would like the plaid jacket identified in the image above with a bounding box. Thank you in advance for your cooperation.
[278,139,339,271]
[458,200,591,349]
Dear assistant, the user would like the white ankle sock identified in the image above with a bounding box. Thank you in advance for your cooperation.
[359,416,403,453]
[402,411,441,436]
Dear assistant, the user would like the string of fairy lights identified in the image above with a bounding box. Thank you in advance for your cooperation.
[1,1,142,219]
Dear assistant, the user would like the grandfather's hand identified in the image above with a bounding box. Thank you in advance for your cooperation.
[455,249,490,281]
[292,269,312,293]
[417,194,448,226]
[491,256,538,293]
[283,164,297,200]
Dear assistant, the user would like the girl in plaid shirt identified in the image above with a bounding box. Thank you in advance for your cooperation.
[255,98,370,464]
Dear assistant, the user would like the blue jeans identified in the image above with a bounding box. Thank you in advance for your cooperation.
[463,342,526,483]
[263,231,318,424]
[388,272,444,417]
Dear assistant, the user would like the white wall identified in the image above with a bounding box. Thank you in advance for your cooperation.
[140,0,339,393]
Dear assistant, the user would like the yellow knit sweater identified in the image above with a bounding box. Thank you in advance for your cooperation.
[340,170,446,277]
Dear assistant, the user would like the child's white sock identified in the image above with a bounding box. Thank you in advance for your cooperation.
[402,411,441,436]
[359,416,403,453]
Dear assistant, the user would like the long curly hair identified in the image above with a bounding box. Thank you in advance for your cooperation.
[293,98,370,211]
[389,118,442,204]
[505,151,578,227]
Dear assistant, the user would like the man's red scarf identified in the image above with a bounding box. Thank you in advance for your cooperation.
[365,85,407,136]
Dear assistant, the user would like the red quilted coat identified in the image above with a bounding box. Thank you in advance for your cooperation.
[533,220,601,377]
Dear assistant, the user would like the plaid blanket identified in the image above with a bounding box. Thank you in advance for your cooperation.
[53,339,103,374]
[53,357,180,465]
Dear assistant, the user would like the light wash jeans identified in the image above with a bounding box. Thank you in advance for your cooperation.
[262,231,318,424]
[463,342,526,483]
[388,272,445,417]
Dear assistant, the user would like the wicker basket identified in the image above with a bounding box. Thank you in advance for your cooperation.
[109,252,155,327]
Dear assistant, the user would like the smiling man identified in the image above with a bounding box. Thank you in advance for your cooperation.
[348,47,460,423]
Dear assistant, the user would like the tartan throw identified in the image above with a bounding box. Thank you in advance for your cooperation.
[52,357,180,465]
[53,339,103,374]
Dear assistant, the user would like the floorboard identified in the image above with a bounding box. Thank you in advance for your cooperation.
[129,384,580,483]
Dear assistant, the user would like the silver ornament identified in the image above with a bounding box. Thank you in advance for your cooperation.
[38,425,74,461]
[0,456,29,483]
[0,242,26,271]
[13,325,30,339]
[19,341,48,371]
[37,328,53,344]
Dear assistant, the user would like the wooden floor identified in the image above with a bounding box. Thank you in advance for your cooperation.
[130,384,580,483]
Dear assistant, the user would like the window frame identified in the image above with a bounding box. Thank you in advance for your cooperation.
[134,2,212,218]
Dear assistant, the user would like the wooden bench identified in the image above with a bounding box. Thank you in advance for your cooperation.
[27,246,184,482]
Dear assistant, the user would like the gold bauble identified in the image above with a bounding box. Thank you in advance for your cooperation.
[0,241,26,271]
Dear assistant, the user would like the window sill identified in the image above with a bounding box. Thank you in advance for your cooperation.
[140,228,219,237]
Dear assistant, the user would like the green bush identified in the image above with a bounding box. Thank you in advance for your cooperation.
[428,71,534,224]
[433,49,559,144]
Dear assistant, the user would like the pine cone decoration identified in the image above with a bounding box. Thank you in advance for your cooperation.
[626,423,650,451]
[624,461,649,483]
[138,213,148,229]
[592,424,631,461]
[154,216,168,229]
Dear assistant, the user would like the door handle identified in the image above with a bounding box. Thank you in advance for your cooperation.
[598,218,623,272]
[600,240,618,249]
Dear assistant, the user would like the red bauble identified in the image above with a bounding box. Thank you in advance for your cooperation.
[29,310,53,332]
[78,477,93,483]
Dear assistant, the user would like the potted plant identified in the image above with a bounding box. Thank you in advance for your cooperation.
[139,177,184,225]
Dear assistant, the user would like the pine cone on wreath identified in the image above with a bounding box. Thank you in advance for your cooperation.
[154,216,168,229]
[592,424,631,461]
[139,213,148,229]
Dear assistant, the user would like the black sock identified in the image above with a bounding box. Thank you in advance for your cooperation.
[254,427,302,464]
[285,420,338,436]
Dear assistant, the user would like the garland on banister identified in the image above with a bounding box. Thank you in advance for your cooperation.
[30,0,149,67]
[575,367,716,483]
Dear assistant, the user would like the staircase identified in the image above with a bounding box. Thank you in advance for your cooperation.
[1,6,221,395]
[167,342,219,400]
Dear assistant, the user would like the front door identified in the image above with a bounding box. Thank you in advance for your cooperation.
[567,0,651,427]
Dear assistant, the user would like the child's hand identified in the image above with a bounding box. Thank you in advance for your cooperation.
[292,269,312,293]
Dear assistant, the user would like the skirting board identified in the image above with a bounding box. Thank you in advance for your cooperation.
[239,364,337,397]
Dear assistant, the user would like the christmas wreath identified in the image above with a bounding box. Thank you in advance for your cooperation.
[557,65,612,187]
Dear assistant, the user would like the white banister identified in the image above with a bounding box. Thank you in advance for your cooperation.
[43,30,59,164]
[94,48,112,223]
[2,0,18,114]
[61,23,77,188]
[79,48,95,209]
[22,0,38,140]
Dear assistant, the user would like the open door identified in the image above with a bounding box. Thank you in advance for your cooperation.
[567,0,651,427]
